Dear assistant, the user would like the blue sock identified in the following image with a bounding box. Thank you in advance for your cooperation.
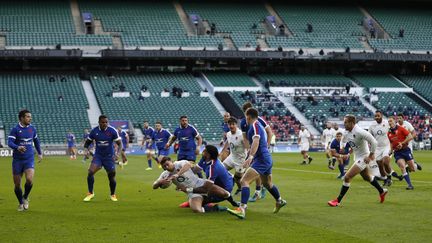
[403,173,413,187]
[109,177,116,195]
[23,182,33,199]
[241,187,250,205]
[268,185,281,201]
[87,174,94,193]
[14,186,23,204]
[338,164,345,176]
[148,159,152,168]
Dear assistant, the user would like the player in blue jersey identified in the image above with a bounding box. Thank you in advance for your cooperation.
[165,115,202,162]
[196,145,239,210]
[83,115,122,202]
[240,102,272,202]
[8,109,43,211]
[116,127,129,166]
[66,130,77,160]
[219,112,231,162]
[81,129,94,163]
[141,121,156,170]
[152,121,172,166]
[330,132,351,179]
[227,108,286,219]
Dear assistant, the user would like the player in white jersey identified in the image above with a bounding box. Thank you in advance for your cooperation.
[369,111,403,186]
[221,117,247,195]
[397,114,423,171]
[322,122,336,169]
[153,157,231,213]
[298,125,313,165]
[328,115,388,207]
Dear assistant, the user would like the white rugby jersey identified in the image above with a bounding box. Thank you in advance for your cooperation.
[369,120,390,148]
[158,160,201,188]
[226,129,246,161]
[322,128,335,144]
[299,129,311,144]
[342,125,377,159]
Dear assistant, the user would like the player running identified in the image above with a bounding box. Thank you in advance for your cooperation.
[8,109,43,211]
[141,121,156,170]
[330,132,350,179]
[328,115,388,207]
[221,117,247,195]
[388,117,418,190]
[397,114,423,171]
[153,157,233,213]
[66,130,77,160]
[298,125,313,165]
[240,102,271,202]
[152,121,172,167]
[83,115,122,202]
[116,126,129,166]
[322,122,336,169]
[369,111,402,186]
[227,108,287,219]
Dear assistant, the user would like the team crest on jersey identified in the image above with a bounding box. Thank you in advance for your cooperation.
[176,176,186,182]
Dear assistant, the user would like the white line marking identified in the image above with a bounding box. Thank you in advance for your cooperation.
[273,167,432,184]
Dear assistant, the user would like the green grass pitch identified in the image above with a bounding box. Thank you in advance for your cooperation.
[0,152,430,242]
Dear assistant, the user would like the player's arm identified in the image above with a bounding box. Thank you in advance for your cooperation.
[331,147,349,160]
[362,130,377,162]
[153,172,170,189]
[264,125,273,147]
[244,136,259,168]
[170,161,192,180]
[165,135,177,149]
[220,139,229,156]
[242,132,250,150]
[33,132,43,162]
[7,128,20,150]
[400,131,413,148]
[125,133,129,148]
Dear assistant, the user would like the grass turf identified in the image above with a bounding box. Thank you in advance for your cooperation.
[0,152,430,242]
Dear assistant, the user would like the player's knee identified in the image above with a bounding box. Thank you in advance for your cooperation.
[240,178,249,187]
[108,171,116,179]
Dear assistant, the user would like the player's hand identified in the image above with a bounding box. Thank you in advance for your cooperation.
[37,154,43,163]
[243,157,253,168]
[164,143,170,149]
[113,154,119,161]
[397,142,403,150]
[17,146,26,153]
[168,174,179,182]
[195,148,200,155]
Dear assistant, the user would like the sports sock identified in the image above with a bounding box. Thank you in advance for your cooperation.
[147,159,152,168]
[23,182,33,199]
[241,187,250,205]
[391,171,401,178]
[226,196,239,207]
[332,158,336,166]
[403,172,413,187]
[370,177,384,194]
[87,174,94,194]
[338,164,345,176]
[108,173,116,195]
[14,186,23,204]
[268,185,281,201]
[337,182,350,202]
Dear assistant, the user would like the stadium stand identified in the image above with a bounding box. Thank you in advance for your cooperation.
[373,92,429,117]
[1,0,112,46]
[0,73,90,144]
[293,95,372,131]
[258,74,353,87]
[181,2,268,48]
[266,4,365,49]
[78,1,224,48]
[399,75,432,104]
[204,72,258,87]
[229,91,300,141]
[89,73,222,142]
[351,74,405,88]
[367,7,432,51]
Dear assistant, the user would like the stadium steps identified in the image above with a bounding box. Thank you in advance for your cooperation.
[195,76,226,116]
[81,80,101,128]
[406,92,432,114]
[358,6,390,39]
[223,36,236,50]
[112,35,123,49]
[276,95,320,136]
[359,96,377,113]
[70,0,84,35]
[264,2,293,37]
[215,92,243,118]
[174,1,195,36]
[0,35,5,49]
